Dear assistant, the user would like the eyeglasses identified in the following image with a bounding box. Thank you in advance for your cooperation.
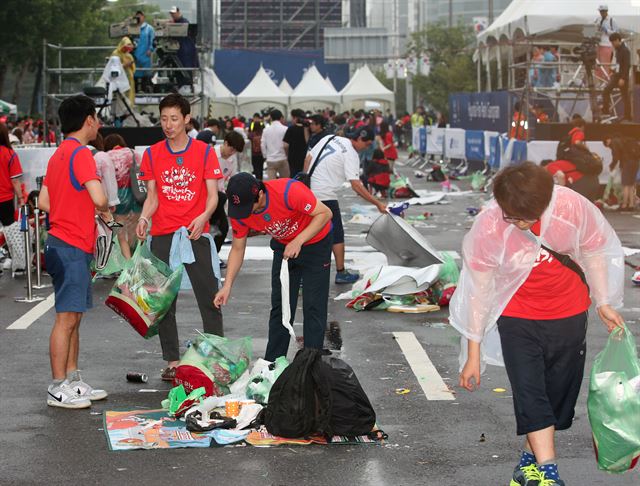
[502,212,537,224]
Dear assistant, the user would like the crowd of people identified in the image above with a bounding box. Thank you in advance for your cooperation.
[0,83,636,485]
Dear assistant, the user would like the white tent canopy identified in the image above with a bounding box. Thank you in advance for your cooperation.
[339,65,395,111]
[203,68,236,105]
[279,78,293,95]
[290,65,340,106]
[478,0,640,45]
[325,76,337,92]
[236,66,289,106]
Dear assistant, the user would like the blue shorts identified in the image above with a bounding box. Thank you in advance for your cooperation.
[322,200,344,245]
[45,235,93,313]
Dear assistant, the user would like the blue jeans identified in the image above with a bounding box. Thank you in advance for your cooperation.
[265,232,332,361]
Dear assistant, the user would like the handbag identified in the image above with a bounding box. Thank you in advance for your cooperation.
[129,149,147,204]
[294,135,337,187]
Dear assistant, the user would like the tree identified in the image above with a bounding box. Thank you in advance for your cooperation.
[406,23,477,116]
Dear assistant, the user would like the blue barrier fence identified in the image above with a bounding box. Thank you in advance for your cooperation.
[415,127,528,168]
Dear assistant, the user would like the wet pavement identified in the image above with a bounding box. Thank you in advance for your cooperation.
[1,156,639,485]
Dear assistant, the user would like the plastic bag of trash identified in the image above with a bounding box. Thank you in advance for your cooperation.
[93,236,127,278]
[161,384,206,418]
[105,242,183,338]
[470,171,487,192]
[175,333,253,397]
[105,243,181,336]
[246,357,289,404]
[587,325,640,473]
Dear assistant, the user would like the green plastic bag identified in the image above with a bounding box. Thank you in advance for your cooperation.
[161,384,206,417]
[105,242,183,338]
[93,236,127,279]
[246,357,289,404]
[174,333,253,396]
[587,325,640,473]
[470,171,486,192]
[438,252,460,286]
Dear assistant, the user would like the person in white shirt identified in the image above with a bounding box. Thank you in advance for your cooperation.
[210,131,245,254]
[260,109,289,180]
[304,127,387,284]
[595,5,617,76]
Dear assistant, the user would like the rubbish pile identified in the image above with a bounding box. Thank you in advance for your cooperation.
[104,346,386,450]
[338,214,459,314]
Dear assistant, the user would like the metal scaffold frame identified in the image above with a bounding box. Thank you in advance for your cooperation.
[41,40,208,135]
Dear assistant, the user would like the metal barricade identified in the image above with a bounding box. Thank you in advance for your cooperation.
[15,205,45,303]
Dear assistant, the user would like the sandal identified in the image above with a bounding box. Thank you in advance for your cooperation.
[161,367,176,382]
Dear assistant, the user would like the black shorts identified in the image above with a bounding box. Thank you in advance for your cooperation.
[621,159,639,186]
[0,199,16,226]
[322,199,344,245]
[497,312,588,435]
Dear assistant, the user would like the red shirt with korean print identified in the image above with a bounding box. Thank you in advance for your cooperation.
[230,179,331,245]
[138,138,222,236]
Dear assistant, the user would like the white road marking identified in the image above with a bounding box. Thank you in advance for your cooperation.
[7,293,55,330]
[393,331,455,401]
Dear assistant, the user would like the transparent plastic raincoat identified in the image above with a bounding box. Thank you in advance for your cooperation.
[449,185,625,370]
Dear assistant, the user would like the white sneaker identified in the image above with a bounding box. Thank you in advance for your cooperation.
[68,379,108,401]
[47,382,92,409]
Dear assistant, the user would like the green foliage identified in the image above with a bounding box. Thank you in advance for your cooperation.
[406,23,477,115]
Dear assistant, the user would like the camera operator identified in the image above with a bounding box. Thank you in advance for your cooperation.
[133,10,155,93]
[602,32,631,121]
[595,5,617,71]
[169,6,199,87]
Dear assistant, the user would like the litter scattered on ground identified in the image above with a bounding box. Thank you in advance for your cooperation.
[492,388,507,393]
[138,389,160,393]
[395,388,411,395]
[479,433,486,442]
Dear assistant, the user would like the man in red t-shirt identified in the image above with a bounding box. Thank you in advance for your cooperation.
[213,172,333,361]
[136,93,223,381]
[38,95,112,409]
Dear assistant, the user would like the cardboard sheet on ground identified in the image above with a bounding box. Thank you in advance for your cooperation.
[366,214,443,268]
[104,409,215,450]
[245,428,384,447]
[104,410,382,450]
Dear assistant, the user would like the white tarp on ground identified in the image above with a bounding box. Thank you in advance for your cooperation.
[236,66,289,107]
[340,65,395,111]
[290,65,340,106]
[478,0,640,44]
[278,78,293,95]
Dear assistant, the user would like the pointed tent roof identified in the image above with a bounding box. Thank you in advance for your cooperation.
[204,68,236,105]
[290,65,340,105]
[325,75,337,92]
[478,0,640,44]
[279,78,294,95]
[339,65,394,105]
[236,66,289,106]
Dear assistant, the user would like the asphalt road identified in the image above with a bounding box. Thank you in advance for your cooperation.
[1,158,639,486]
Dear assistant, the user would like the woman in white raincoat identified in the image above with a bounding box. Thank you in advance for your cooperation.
[451,162,625,486]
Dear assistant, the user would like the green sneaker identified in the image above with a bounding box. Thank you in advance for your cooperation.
[510,464,541,486]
